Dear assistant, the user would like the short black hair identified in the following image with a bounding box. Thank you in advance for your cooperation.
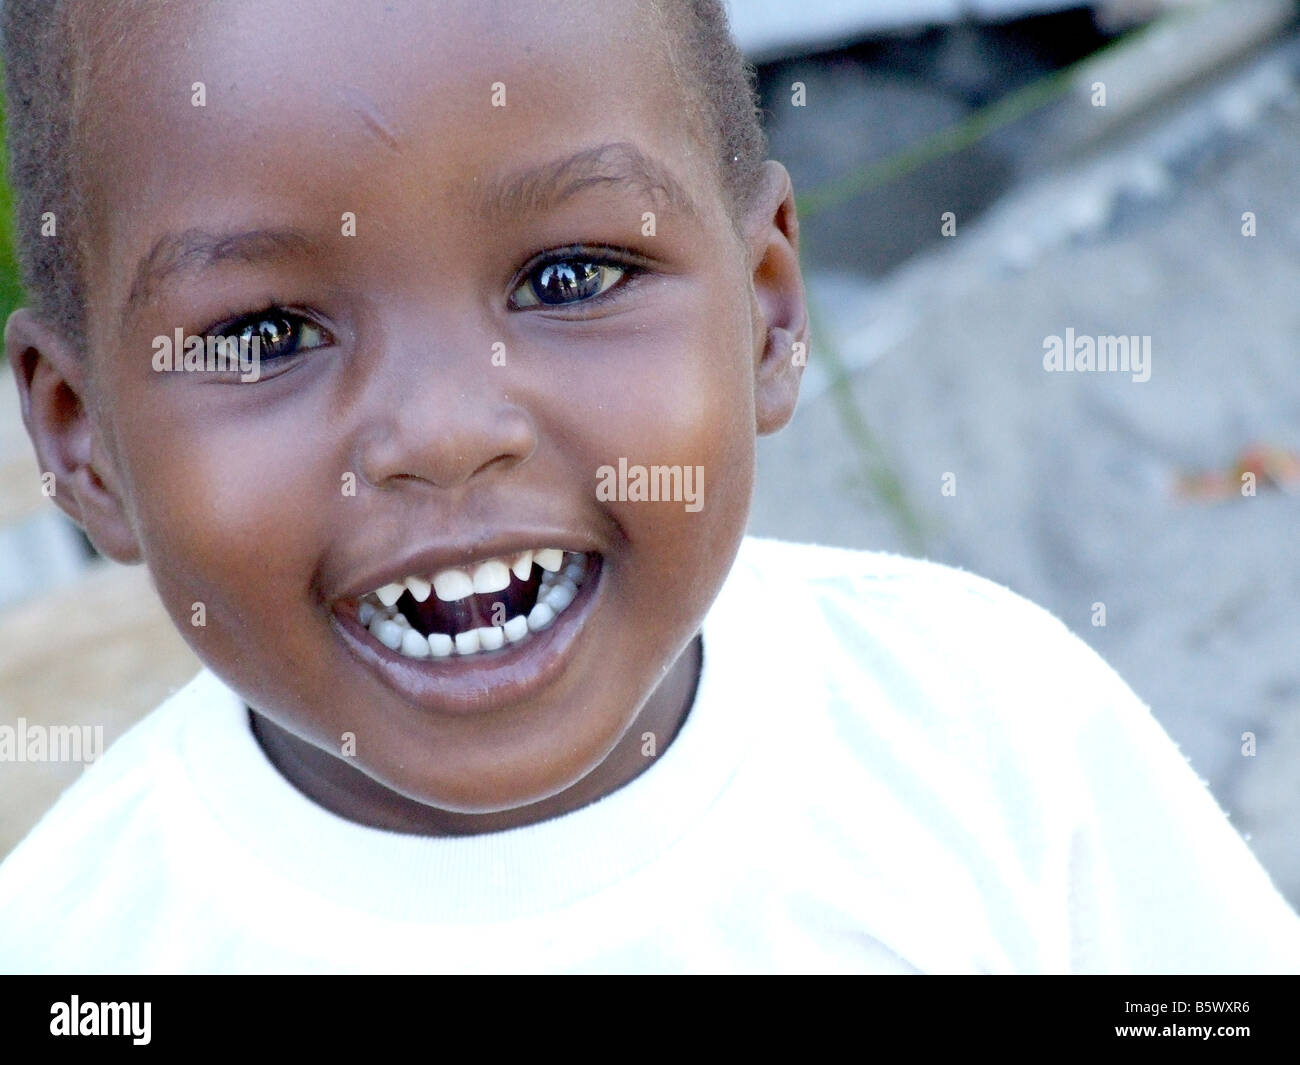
[1,0,768,354]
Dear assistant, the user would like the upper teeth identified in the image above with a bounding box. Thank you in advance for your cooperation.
[374,549,576,605]
[432,569,474,602]
[376,582,405,607]
[472,559,511,594]
[534,548,564,572]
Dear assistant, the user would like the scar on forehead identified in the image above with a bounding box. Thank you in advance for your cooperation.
[339,86,404,152]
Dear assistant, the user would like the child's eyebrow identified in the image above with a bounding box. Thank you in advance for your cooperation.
[118,143,699,327]
[476,141,702,222]
[122,226,314,327]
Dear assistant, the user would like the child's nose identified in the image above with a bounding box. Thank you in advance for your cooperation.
[351,362,537,492]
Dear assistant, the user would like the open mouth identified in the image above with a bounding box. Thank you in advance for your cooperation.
[351,549,596,661]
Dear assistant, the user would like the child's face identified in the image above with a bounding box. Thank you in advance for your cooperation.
[13,0,805,824]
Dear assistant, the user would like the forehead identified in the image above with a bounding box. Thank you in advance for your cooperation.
[74,0,725,324]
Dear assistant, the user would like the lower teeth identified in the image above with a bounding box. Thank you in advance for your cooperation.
[361,552,589,660]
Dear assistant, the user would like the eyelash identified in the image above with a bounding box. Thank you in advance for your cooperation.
[196,245,649,370]
[200,304,332,366]
[509,244,649,311]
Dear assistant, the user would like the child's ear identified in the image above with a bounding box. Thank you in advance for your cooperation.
[744,160,809,436]
[5,308,142,563]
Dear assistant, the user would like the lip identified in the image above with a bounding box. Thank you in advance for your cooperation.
[331,551,605,716]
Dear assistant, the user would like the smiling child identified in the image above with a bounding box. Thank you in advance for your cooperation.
[1,0,1298,973]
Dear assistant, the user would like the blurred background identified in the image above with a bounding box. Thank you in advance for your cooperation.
[2,0,1298,908]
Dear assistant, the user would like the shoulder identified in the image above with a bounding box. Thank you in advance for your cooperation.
[732,535,1100,701]
[0,670,222,968]
[736,533,1068,615]
[728,535,1146,830]
[729,538,1300,973]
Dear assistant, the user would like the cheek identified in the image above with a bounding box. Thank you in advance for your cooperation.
[107,383,340,652]
[639,284,754,500]
[557,283,757,620]
[557,280,756,478]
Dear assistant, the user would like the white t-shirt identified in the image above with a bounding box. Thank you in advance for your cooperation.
[1,537,1296,973]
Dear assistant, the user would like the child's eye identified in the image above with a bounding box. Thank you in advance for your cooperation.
[509,249,642,310]
[207,308,332,363]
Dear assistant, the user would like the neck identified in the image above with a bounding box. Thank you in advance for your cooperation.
[248,633,703,836]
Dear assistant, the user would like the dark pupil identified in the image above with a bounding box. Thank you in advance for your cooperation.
[532,261,600,304]
[241,315,293,355]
